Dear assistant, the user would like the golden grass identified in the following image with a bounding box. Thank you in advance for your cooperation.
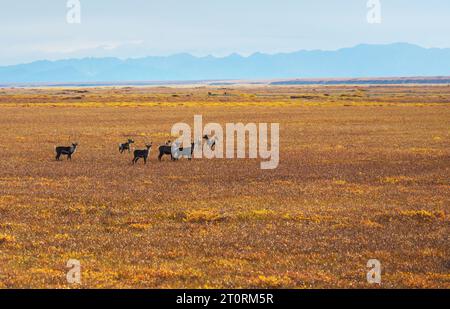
[0,85,448,288]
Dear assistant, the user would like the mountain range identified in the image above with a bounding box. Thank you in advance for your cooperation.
[1,43,449,84]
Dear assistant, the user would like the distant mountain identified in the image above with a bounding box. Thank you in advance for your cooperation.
[1,43,449,83]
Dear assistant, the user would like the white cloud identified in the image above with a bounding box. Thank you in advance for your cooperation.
[30,40,144,54]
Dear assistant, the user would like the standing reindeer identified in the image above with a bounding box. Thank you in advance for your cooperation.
[119,139,134,154]
[203,135,216,150]
[158,140,178,161]
[132,143,152,165]
[159,140,198,161]
[55,143,78,161]
[174,141,197,160]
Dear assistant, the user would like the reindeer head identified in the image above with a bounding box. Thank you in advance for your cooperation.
[145,143,152,149]
[128,139,135,144]
[203,135,209,140]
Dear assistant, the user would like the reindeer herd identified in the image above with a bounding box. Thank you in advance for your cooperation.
[55,135,216,165]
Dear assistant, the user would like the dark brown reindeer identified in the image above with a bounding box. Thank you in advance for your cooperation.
[158,144,175,161]
[119,139,134,154]
[158,140,198,161]
[176,141,196,160]
[132,143,152,165]
[158,140,179,161]
[55,143,78,161]
[203,134,216,150]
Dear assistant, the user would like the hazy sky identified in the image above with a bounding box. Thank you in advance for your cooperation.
[1,0,449,65]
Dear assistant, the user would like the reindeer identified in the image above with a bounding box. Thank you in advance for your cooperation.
[119,139,134,154]
[158,142,176,161]
[174,141,197,160]
[55,143,78,161]
[203,134,216,150]
[132,143,152,165]
[159,140,198,161]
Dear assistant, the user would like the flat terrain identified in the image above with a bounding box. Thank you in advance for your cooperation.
[0,85,449,288]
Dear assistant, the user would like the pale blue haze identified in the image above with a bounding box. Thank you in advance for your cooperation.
[1,0,449,65]
[0,0,449,82]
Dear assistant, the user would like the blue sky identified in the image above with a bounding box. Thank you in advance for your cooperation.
[0,0,449,65]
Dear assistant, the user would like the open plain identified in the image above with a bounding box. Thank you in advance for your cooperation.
[0,85,448,288]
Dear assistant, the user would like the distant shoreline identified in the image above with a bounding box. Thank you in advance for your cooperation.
[1,76,450,88]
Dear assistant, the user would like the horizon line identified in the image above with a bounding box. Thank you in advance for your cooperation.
[2,76,450,89]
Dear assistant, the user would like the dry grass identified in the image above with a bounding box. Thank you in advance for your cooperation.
[0,85,448,288]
